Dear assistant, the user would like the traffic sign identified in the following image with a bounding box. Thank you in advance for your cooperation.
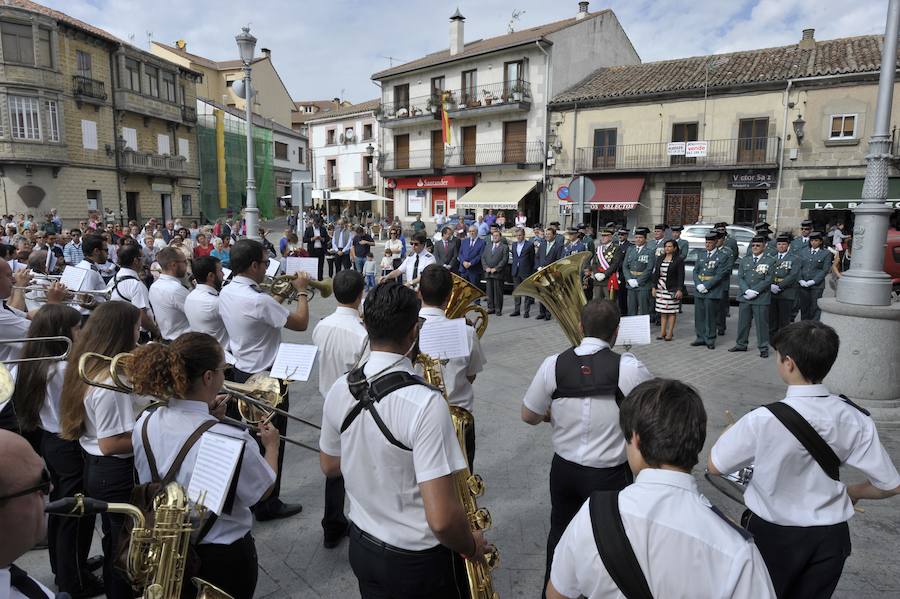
[557,186,570,200]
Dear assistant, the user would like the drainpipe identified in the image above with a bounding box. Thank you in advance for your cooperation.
[536,40,551,226]
[371,79,385,219]
[773,79,793,232]
[109,48,125,226]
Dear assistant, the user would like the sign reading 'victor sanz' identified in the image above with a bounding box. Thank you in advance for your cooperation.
[728,170,776,189]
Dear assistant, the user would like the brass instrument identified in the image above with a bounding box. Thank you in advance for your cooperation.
[261,274,332,303]
[416,354,499,599]
[512,251,591,346]
[45,482,233,599]
[0,336,73,405]
[14,285,111,308]
[446,272,489,338]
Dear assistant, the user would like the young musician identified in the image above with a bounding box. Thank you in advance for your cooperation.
[72,234,109,316]
[148,247,191,342]
[108,244,160,341]
[129,333,279,599]
[521,299,652,596]
[311,269,368,548]
[184,256,229,350]
[319,281,487,598]
[548,379,776,599]
[218,239,309,521]
[417,264,486,468]
[59,301,143,599]
[709,321,900,598]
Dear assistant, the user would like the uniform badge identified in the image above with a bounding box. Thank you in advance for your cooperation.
[581,365,592,375]
[755,264,769,274]
[639,255,649,263]
[708,260,717,268]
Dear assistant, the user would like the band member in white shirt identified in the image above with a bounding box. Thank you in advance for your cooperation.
[130,333,278,599]
[548,378,776,599]
[185,256,229,350]
[379,232,435,286]
[108,244,160,341]
[219,239,309,521]
[311,269,368,548]
[417,264,485,468]
[521,299,652,597]
[73,234,109,317]
[148,247,191,342]
[319,281,488,598]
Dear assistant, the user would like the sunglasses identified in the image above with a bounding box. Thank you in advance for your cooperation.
[0,467,51,501]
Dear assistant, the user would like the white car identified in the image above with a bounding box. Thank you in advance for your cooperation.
[680,224,756,255]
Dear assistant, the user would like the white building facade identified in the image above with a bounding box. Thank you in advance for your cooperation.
[271,124,310,209]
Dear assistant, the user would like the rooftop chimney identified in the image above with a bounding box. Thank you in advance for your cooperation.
[799,28,815,50]
[175,39,186,50]
[261,47,271,58]
[450,9,465,56]
[576,1,589,19]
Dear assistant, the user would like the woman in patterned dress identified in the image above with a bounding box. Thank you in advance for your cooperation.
[651,239,685,341]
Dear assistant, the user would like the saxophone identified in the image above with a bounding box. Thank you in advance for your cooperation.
[416,353,500,599]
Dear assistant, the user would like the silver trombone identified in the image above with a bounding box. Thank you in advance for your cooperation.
[14,286,111,308]
[0,336,73,405]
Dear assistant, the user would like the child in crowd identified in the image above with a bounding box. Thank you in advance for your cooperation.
[380,249,393,277]
[363,253,377,291]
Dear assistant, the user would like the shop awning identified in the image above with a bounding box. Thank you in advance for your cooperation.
[586,177,644,210]
[456,180,537,210]
[800,178,900,209]
[329,190,393,203]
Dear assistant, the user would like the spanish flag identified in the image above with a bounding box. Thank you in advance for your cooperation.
[441,91,452,145]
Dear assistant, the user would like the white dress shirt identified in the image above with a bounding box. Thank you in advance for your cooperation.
[311,306,368,398]
[399,250,435,282]
[0,566,55,599]
[149,274,191,341]
[73,259,108,315]
[0,302,30,362]
[332,227,353,253]
[550,469,776,599]
[418,306,485,413]
[319,351,467,550]
[523,337,652,468]
[133,399,275,545]
[711,384,900,526]
[107,267,150,310]
[80,383,146,458]
[218,275,289,373]
[184,285,229,348]
[312,226,323,249]
[10,362,66,434]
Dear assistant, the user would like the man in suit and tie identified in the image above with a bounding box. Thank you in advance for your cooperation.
[536,226,564,320]
[331,219,353,272]
[433,226,459,272]
[302,216,329,280]
[510,227,536,317]
[482,228,508,316]
[458,225,485,294]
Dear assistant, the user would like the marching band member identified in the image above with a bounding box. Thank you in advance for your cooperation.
[59,301,143,599]
[130,333,278,599]
[72,234,109,317]
[311,269,368,549]
[219,239,309,521]
[379,232,435,286]
[185,256,229,350]
[108,244,160,341]
[547,379,776,599]
[521,299,652,596]
[319,281,487,598]
[417,264,486,468]
[148,247,191,342]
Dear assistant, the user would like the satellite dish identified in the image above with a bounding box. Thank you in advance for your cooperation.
[231,79,256,100]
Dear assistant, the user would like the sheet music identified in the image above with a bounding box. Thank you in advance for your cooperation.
[284,257,319,278]
[419,318,470,359]
[265,258,281,278]
[615,315,652,346]
[59,266,88,292]
[221,267,232,280]
[269,343,317,381]
[187,431,244,515]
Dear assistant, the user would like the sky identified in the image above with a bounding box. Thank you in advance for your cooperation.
[44,0,889,103]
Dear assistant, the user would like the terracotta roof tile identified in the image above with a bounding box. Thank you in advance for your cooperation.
[3,0,122,44]
[153,41,266,71]
[304,99,380,122]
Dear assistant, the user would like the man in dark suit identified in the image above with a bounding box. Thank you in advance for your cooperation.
[615,227,632,316]
[510,227,536,317]
[302,217,329,280]
[458,225,485,296]
[433,226,459,272]
[535,225,564,320]
[481,228,508,315]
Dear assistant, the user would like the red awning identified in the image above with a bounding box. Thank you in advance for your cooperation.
[586,177,644,210]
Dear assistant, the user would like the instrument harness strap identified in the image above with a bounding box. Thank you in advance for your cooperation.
[588,490,654,599]
[111,274,140,304]
[764,402,841,481]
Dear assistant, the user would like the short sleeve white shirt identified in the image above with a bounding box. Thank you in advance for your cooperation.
[0,302,30,362]
[711,384,900,526]
[80,384,144,458]
[522,337,652,468]
[149,275,191,341]
[107,267,150,310]
[550,469,776,599]
[184,285,229,348]
[11,362,66,434]
[73,260,108,315]
[133,400,275,544]
[418,306,485,413]
[311,306,368,398]
[319,351,467,550]
[218,276,289,373]
[400,250,436,282]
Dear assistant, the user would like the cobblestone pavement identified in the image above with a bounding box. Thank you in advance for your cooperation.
[21,232,900,598]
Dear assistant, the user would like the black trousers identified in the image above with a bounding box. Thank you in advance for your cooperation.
[743,510,851,599]
[485,276,503,314]
[464,420,476,473]
[799,286,825,321]
[543,455,632,598]
[191,533,258,599]
[616,273,629,315]
[769,295,795,336]
[348,524,466,599]
[717,277,731,333]
[512,273,534,314]
[308,248,325,280]
[0,401,17,432]
[334,252,351,272]
[84,454,135,599]
[323,476,349,539]
[326,256,336,278]
[42,430,95,593]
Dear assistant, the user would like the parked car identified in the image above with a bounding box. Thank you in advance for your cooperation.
[681,224,756,255]
[683,247,741,302]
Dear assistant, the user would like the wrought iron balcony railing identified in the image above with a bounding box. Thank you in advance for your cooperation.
[181,105,197,123]
[575,137,780,172]
[72,75,107,100]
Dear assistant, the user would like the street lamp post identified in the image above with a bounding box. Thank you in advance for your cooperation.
[236,26,259,240]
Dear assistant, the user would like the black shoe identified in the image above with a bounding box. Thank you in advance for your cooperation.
[717,330,725,336]
[255,499,302,522]
[85,555,103,572]
[323,525,349,549]
[486,309,496,315]
[70,572,105,599]
[523,313,530,318]
[495,312,502,316]
[509,311,521,317]
[707,344,715,350]
[690,340,706,347]
[728,346,747,352]
[760,349,769,358]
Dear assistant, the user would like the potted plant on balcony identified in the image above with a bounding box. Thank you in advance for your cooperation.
[481,89,494,106]
[397,106,409,118]
[412,106,423,116]
[511,82,525,102]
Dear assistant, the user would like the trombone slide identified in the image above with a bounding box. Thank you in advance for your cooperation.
[220,415,319,453]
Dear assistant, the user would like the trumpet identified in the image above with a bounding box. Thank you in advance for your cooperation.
[14,285,111,308]
[0,336,73,405]
[261,274,332,303]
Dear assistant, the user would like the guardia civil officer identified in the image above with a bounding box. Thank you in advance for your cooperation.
[547,379,776,599]
[615,228,631,316]
[729,235,776,357]
[768,234,801,336]
[753,222,778,257]
[797,231,832,321]
[622,227,653,315]
[691,231,730,349]
[670,224,689,257]
[714,226,737,336]
[521,299,652,597]
[589,227,624,301]
[790,219,813,253]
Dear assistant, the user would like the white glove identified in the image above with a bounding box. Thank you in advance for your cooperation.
[696,283,707,294]
[800,280,812,288]
[628,278,638,288]
[593,273,606,282]
[770,284,781,294]
[745,289,759,299]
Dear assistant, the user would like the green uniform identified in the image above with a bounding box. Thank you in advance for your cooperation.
[623,243,653,315]
[789,235,810,254]
[716,245,737,335]
[674,237,689,258]
[692,248,730,347]
[769,250,801,335]
[798,246,833,320]
[735,253,776,351]
[724,235,739,257]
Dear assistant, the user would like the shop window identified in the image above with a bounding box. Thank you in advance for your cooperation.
[829,114,856,140]
[733,189,767,226]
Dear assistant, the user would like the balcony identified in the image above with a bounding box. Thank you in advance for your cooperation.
[318,174,338,189]
[72,76,107,105]
[379,93,441,129]
[114,88,184,125]
[575,137,780,173]
[354,172,375,189]
[118,149,187,176]
[380,149,441,177]
[181,105,197,123]
[445,140,543,170]
[445,80,531,119]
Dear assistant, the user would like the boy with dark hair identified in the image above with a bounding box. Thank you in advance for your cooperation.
[548,378,775,599]
[709,321,900,599]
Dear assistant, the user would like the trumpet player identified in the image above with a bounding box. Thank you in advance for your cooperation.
[72,234,109,316]
[0,260,66,365]
[108,244,160,342]
[148,247,191,342]
[184,256,229,350]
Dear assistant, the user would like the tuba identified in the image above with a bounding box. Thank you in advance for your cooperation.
[446,272,489,338]
[512,251,591,346]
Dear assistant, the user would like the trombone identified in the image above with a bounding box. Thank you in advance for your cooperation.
[0,336,73,405]
[14,285,111,308]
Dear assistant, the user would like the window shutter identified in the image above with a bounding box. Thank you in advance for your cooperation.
[157,133,170,155]
[81,119,98,150]
[178,138,189,160]
[122,127,137,150]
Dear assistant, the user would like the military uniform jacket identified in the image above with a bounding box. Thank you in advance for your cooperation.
[718,245,737,274]
[563,240,586,257]
[648,238,667,261]
[771,252,801,301]
[693,249,731,299]
[789,237,810,253]
[737,253,776,305]
[623,244,654,288]
[589,243,624,278]
[799,247,833,289]
[674,238,689,258]
[724,235,739,257]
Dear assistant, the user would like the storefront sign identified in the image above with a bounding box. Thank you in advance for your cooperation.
[407,189,425,213]
[685,141,708,157]
[391,175,475,189]
[666,142,686,156]
[801,200,900,210]
[729,171,775,189]
[587,202,638,210]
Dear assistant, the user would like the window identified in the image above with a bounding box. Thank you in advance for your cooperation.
[121,127,137,150]
[9,95,41,140]
[124,58,140,91]
[298,146,304,164]
[86,190,101,212]
[671,122,698,165]
[81,119,97,149]
[431,76,445,104]
[362,123,373,140]
[393,84,409,110]
[76,50,92,78]
[304,105,314,113]
[461,70,477,106]
[144,65,159,97]
[226,80,234,87]
[503,60,524,96]
[162,71,176,102]
[180,84,186,105]
[734,189,766,225]
[326,129,336,144]
[181,194,192,215]
[1,21,34,65]
[737,118,769,163]
[157,133,170,155]
[44,99,59,142]
[36,27,51,68]
[592,128,617,168]
[274,141,288,160]
[177,138,189,161]
[830,114,856,139]
[664,183,702,226]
